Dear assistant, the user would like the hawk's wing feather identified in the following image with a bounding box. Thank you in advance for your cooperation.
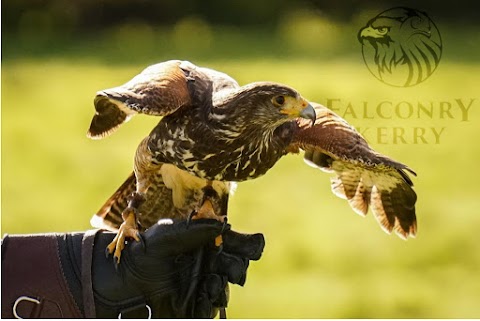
[87,60,192,139]
[90,172,136,231]
[290,103,417,239]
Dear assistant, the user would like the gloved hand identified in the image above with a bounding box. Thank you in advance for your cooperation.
[91,219,265,318]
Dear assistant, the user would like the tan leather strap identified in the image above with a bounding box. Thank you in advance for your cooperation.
[81,229,100,318]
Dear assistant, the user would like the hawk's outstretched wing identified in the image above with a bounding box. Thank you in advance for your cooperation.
[87,60,192,139]
[289,103,417,239]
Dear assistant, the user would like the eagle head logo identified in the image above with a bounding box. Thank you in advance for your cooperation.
[358,7,442,87]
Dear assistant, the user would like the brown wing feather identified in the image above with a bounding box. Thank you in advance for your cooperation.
[90,172,136,231]
[290,102,417,239]
[87,60,192,139]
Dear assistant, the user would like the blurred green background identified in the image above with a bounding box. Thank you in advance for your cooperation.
[2,0,480,318]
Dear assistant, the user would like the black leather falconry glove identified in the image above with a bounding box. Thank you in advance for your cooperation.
[1,219,265,319]
[92,219,264,318]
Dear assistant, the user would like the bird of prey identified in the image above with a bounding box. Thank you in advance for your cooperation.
[87,60,417,261]
[358,7,442,86]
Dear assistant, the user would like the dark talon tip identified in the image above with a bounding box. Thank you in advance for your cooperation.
[114,257,119,272]
[186,211,197,228]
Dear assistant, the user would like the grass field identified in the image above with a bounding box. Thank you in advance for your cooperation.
[2,56,480,318]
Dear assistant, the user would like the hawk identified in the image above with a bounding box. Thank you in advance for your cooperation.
[88,60,417,261]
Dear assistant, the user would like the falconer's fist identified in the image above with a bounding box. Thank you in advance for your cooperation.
[93,218,265,318]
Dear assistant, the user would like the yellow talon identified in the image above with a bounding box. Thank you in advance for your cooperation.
[107,208,140,263]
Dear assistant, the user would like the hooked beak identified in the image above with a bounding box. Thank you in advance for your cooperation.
[299,102,316,127]
[279,97,317,127]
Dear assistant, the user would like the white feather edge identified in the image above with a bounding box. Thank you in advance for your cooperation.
[90,214,119,232]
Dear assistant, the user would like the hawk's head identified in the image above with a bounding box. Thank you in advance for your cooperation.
[216,82,316,131]
[358,7,442,86]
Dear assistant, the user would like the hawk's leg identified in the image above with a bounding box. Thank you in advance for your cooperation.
[190,183,227,248]
[106,192,145,264]
[190,184,224,220]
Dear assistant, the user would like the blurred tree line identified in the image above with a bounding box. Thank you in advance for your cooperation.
[3,0,479,32]
[2,0,479,62]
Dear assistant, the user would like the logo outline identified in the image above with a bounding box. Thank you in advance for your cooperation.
[358,7,443,87]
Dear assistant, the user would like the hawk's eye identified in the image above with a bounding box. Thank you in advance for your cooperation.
[272,95,285,107]
[377,27,388,35]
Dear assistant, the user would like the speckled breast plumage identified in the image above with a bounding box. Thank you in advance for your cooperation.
[148,110,297,182]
